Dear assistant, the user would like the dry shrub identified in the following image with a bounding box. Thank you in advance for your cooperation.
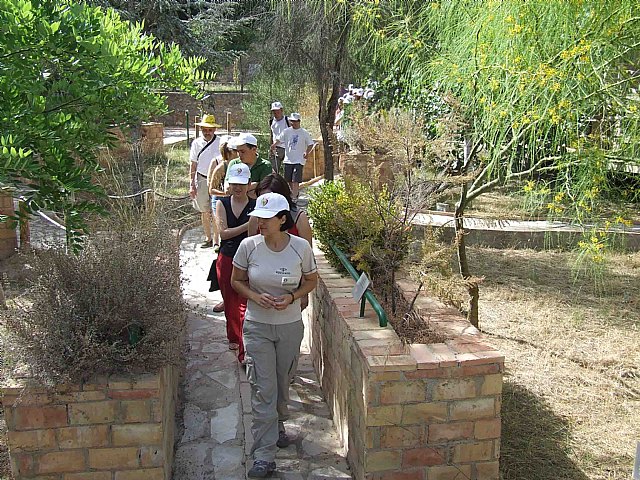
[1,224,186,385]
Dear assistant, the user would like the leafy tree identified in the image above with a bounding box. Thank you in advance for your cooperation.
[350,0,640,325]
[0,0,203,250]
[260,0,354,181]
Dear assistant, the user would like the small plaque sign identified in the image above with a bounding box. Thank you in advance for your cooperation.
[352,272,370,303]
[634,442,640,480]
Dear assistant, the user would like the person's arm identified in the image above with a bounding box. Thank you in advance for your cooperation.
[216,200,250,240]
[209,162,228,197]
[231,266,278,309]
[189,161,197,199]
[296,211,313,247]
[274,272,318,310]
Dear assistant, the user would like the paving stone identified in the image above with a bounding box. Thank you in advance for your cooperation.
[211,445,245,474]
[181,403,208,443]
[202,342,230,354]
[211,403,240,443]
[173,442,212,480]
[207,369,238,390]
[309,465,352,479]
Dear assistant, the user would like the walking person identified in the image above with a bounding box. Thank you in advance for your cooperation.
[225,133,272,199]
[272,113,315,203]
[249,173,313,310]
[231,193,318,478]
[207,136,238,313]
[215,163,255,361]
[189,114,222,248]
[268,101,290,175]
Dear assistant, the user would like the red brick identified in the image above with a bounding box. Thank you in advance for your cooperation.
[380,425,424,448]
[476,460,500,479]
[432,378,477,400]
[405,368,451,379]
[428,344,458,367]
[402,402,448,424]
[10,453,34,476]
[37,450,85,474]
[402,447,446,467]
[88,447,139,469]
[428,422,473,443]
[121,400,151,423]
[58,425,110,448]
[452,440,494,462]
[65,473,112,480]
[475,418,501,440]
[108,389,159,400]
[449,398,495,420]
[366,450,402,472]
[11,406,68,430]
[139,446,163,467]
[380,381,425,404]
[378,470,425,480]
[112,424,162,446]
[7,429,57,451]
[480,374,503,396]
[367,405,403,426]
[453,363,503,377]
[429,464,472,480]
[68,401,118,425]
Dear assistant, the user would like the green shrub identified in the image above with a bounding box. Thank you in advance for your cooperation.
[308,178,407,279]
[1,224,186,385]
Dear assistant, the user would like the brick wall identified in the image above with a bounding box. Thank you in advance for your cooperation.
[1,366,178,480]
[0,193,17,259]
[309,248,504,480]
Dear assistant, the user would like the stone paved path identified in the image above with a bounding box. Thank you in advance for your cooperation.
[175,227,351,479]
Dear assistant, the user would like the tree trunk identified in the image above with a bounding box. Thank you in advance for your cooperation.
[130,126,144,210]
[0,283,6,309]
[456,138,479,328]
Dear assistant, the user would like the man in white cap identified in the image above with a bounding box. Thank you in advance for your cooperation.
[225,133,272,199]
[189,113,222,248]
[271,113,315,202]
[268,101,289,175]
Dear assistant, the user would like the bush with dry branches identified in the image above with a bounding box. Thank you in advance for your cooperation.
[1,220,186,386]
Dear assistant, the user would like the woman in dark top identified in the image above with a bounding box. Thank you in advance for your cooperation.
[215,163,255,362]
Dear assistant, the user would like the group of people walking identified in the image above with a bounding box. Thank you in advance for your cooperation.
[187,107,316,478]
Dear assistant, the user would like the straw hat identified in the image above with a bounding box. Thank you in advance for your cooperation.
[195,114,221,128]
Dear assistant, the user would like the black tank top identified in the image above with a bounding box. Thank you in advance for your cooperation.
[219,196,256,257]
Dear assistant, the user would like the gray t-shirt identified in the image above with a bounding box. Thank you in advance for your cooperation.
[233,234,317,325]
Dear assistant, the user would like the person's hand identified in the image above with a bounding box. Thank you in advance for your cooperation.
[270,143,277,152]
[189,184,197,199]
[274,293,294,311]
[255,293,278,309]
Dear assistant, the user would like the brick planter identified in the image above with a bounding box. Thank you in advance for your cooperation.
[0,192,17,259]
[309,248,504,480]
[1,366,178,480]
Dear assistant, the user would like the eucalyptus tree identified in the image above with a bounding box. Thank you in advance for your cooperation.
[0,0,203,250]
[350,0,640,325]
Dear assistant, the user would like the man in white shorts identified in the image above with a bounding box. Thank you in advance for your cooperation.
[189,114,222,248]
[272,112,314,202]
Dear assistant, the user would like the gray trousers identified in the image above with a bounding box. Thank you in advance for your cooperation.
[244,319,303,462]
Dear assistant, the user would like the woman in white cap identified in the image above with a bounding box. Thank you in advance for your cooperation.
[215,163,255,362]
[231,192,318,478]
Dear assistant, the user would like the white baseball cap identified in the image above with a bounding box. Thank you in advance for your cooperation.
[249,192,290,218]
[271,101,283,110]
[235,132,258,147]
[289,112,301,121]
[227,163,251,185]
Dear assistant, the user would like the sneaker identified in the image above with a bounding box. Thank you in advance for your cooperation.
[228,342,239,350]
[276,430,290,448]
[213,243,220,253]
[200,240,213,248]
[248,460,276,478]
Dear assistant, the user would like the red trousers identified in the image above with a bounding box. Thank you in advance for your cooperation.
[216,252,246,361]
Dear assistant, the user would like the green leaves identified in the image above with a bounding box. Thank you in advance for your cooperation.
[0,0,203,251]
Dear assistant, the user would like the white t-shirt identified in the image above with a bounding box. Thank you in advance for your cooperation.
[270,116,289,144]
[233,234,317,325]
[190,135,222,176]
[276,127,314,165]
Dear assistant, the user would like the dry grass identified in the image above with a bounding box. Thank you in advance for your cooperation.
[470,247,640,480]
